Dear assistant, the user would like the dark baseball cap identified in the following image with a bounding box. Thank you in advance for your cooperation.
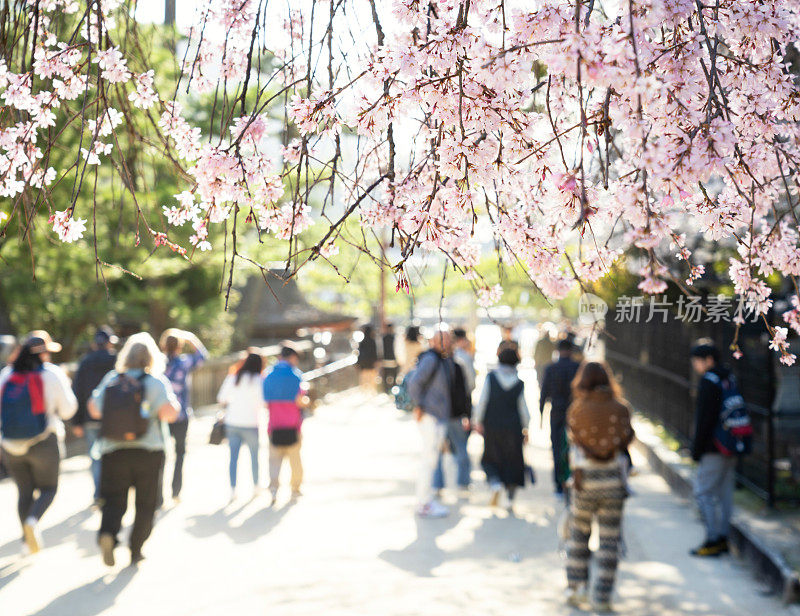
[690,338,719,362]
[94,326,119,345]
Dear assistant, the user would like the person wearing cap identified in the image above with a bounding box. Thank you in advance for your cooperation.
[689,339,736,557]
[0,331,77,554]
[71,326,119,505]
[539,337,580,496]
[262,344,309,504]
[159,328,208,502]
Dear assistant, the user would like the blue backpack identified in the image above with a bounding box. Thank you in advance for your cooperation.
[392,351,441,413]
[706,372,753,456]
[1,371,48,440]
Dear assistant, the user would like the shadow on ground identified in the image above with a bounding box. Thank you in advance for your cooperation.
[184,499,294,544]
[28,568,136,616]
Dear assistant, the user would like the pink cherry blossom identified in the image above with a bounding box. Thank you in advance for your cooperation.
[50,210,87,243]
[1,0,800,360]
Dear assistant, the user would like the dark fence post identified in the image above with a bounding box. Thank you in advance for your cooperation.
[768,405,776,509]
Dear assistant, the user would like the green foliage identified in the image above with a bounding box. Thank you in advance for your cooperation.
[0,21,236,358]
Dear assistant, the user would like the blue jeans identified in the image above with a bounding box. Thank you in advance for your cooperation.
[433,418,471,490]
[85,425,102,499]
[227,426,260,489]
[694,453,736,541]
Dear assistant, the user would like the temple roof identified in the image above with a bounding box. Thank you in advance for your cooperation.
[236,270,357,341]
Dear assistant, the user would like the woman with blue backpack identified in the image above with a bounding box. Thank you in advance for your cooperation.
[0,331,77,555]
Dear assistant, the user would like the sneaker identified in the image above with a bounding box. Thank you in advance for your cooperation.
[130,550,145,566]
[565,586,587,608]
[690,538,725,557]
[22,517,41,554]
[716,537,730,554]
[99,533,116,567]
[416,501,449,518]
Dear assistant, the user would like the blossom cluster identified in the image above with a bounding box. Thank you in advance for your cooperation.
[3,0,800,361]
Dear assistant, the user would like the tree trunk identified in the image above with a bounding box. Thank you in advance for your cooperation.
[165,0,176,26]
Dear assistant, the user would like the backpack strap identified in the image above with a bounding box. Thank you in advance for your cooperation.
[418,351,442,396]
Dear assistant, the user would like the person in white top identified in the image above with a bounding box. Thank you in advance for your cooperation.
[0,331,77,554]
[217,352,265,500]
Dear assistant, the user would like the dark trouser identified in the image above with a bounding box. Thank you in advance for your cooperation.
[100,448,165,557]
[550,411,568,493]
[381,366,399,392]
[169,419,188,498]
[3,434,60,535]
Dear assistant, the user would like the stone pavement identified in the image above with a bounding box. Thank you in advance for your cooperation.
[1,389,797,616]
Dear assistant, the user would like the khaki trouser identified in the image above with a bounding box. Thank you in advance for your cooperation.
[268,439,303,493]
[359,368,378,393]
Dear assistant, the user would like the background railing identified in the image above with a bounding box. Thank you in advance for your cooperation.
[190,344,357,409]
[38,346,359,463]
[604,314,800,506]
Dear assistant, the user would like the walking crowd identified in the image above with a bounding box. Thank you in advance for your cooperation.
[381,321,751,613]
[0,327,309,568]
[0,318,752,612]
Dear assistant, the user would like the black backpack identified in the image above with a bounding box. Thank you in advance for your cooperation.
[101,373,149,441]
[450,361,471,419]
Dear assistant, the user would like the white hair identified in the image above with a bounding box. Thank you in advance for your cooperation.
[116,332,166,375]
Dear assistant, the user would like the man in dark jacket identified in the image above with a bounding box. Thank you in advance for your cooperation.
[689,339,736,557]
[539,338,580,495]
[356,325,379,394]
[71,326,118,503]
[380,323,398,392]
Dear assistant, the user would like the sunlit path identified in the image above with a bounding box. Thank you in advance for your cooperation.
[0,389,794,616]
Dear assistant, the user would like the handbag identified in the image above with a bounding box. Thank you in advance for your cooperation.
[270,427,299,446]
[209,413,226,445]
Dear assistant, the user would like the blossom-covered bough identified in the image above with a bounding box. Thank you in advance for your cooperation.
[2,0,800,362]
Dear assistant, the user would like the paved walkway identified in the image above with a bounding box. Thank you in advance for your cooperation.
[0,388,797,615]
